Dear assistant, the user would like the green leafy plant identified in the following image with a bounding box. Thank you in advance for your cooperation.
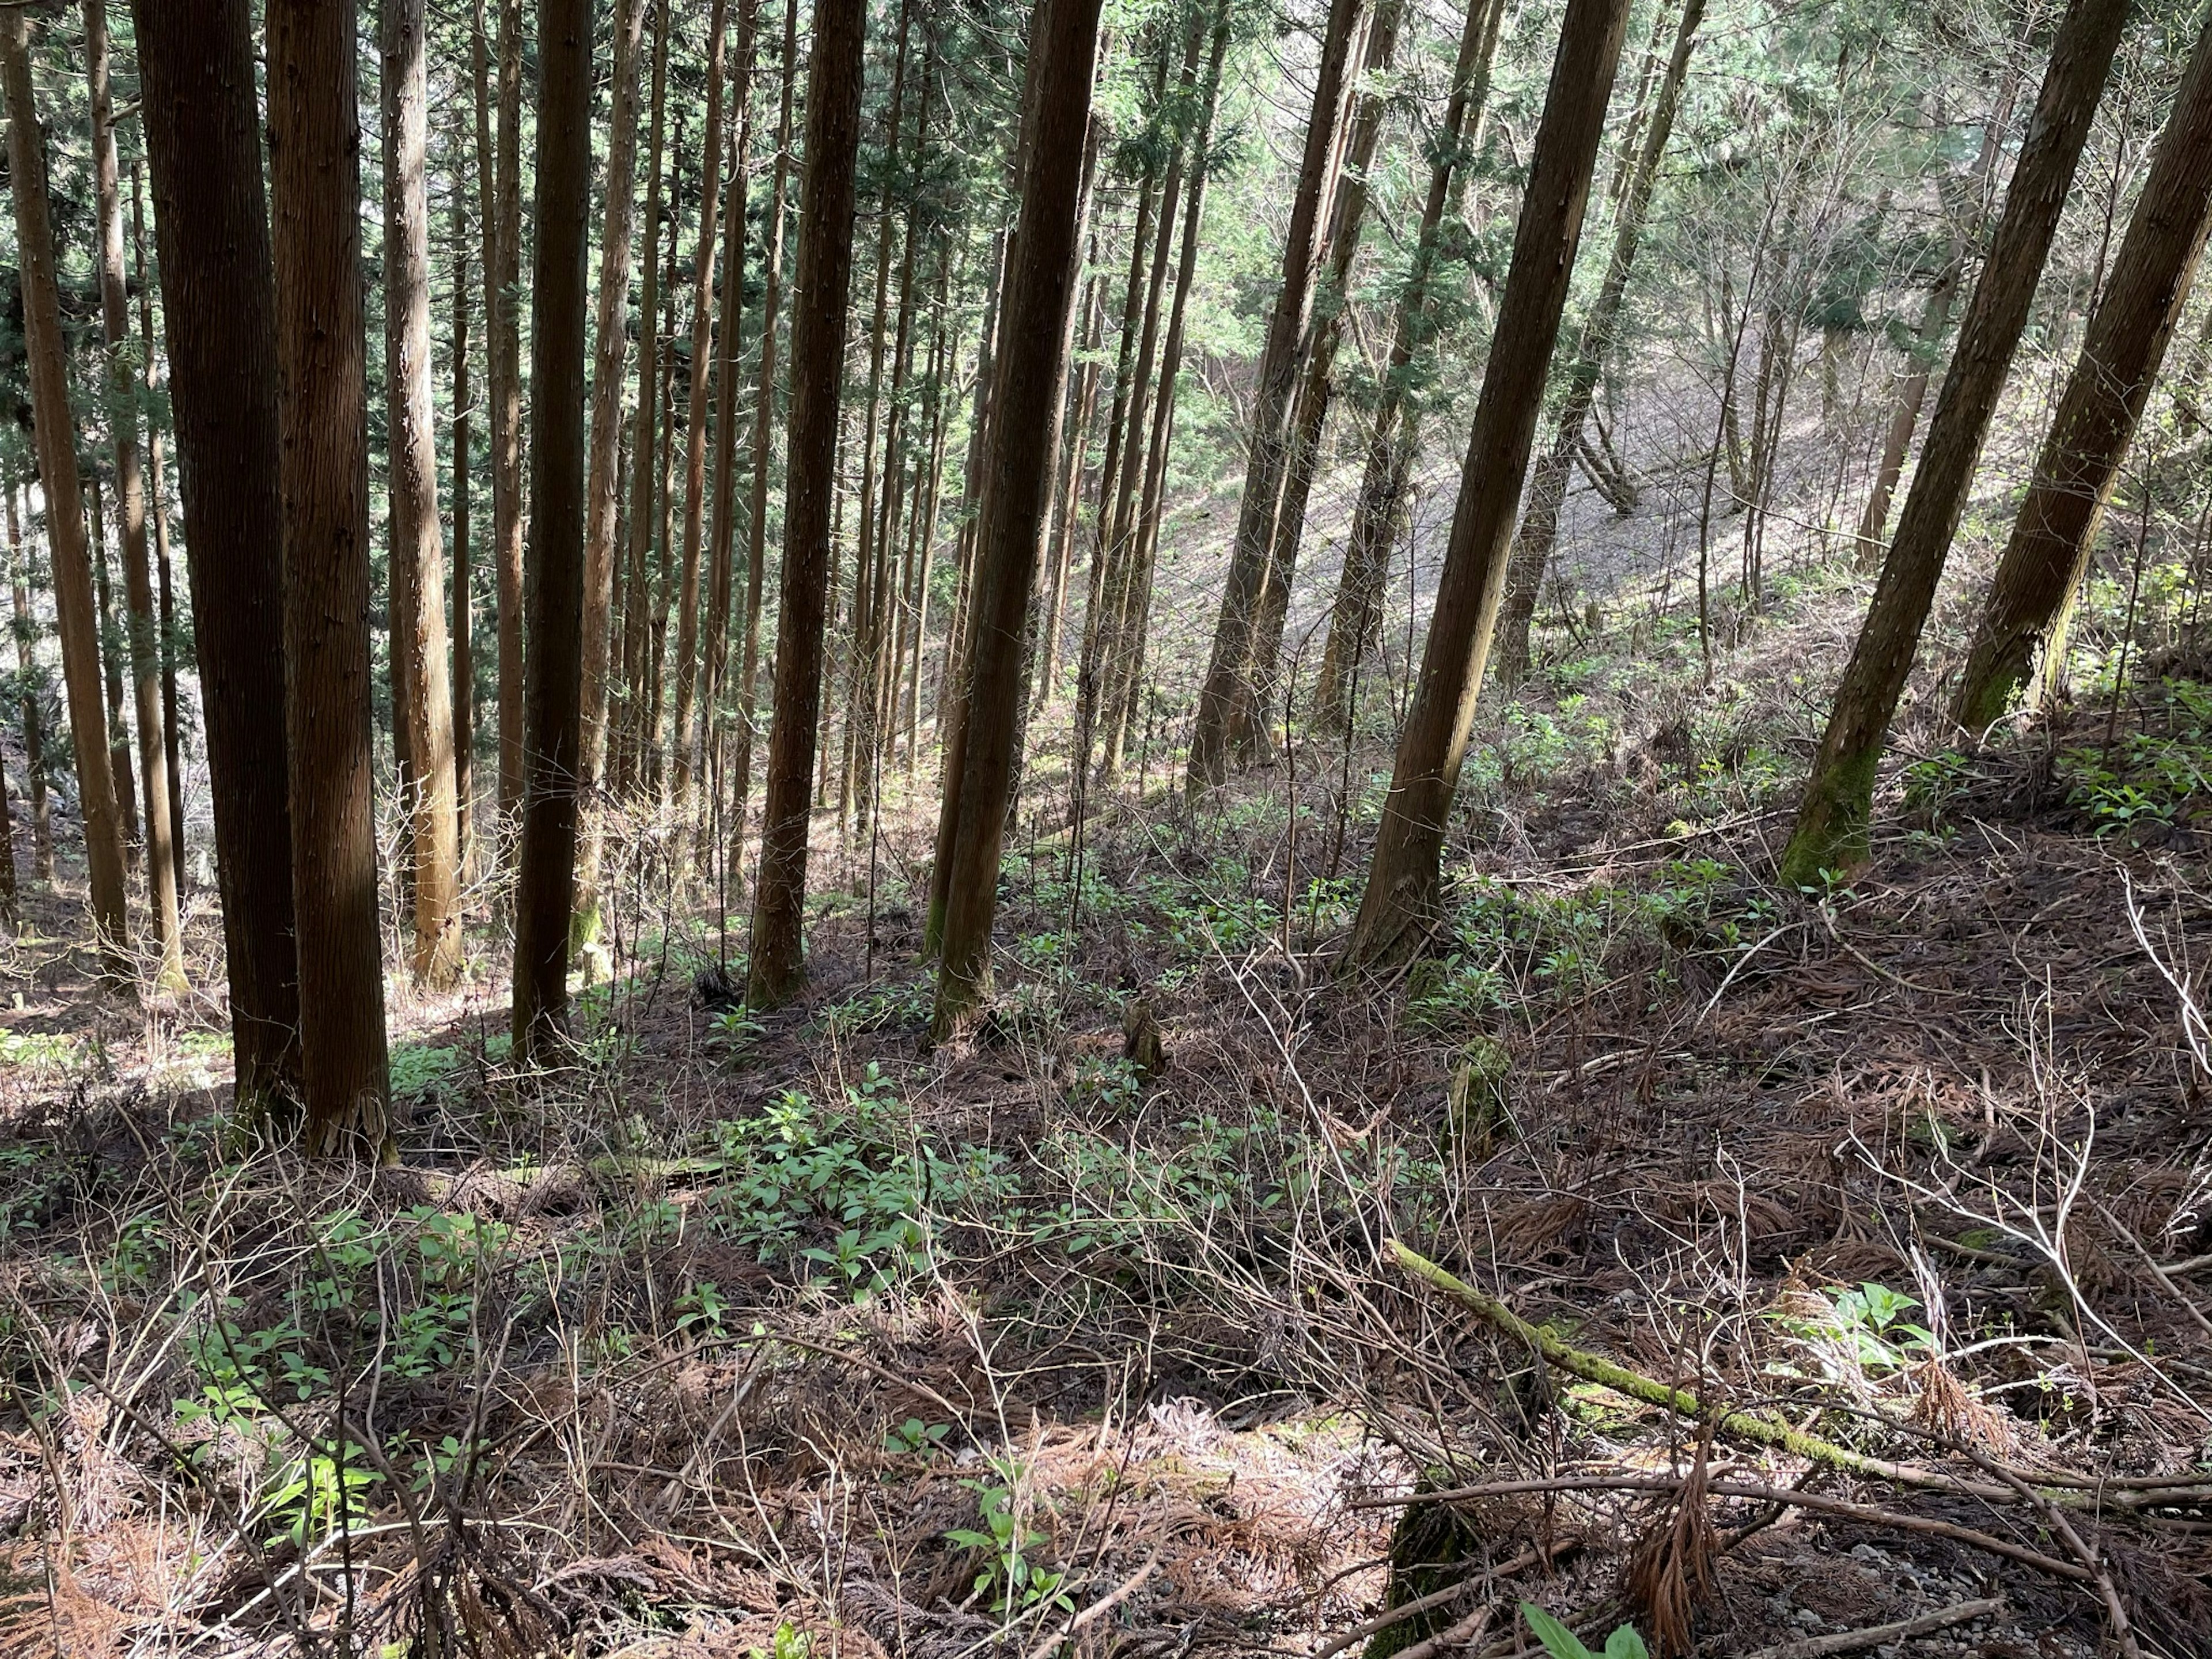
[706,1007,767,1067]
[946,1470,1070,1619]
[1520,1602,1649,1659]
[883,1417,951,1456]
[259,1443,381,1546]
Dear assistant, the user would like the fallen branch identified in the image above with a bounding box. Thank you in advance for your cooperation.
[1351,1474,2088,1584]
[1741,1597,2006,1659]
[1310,1546,1544,1659]
[1025,1549,1160,1659]
[1387,1242,1961,1490]
[1384,1241,2192,1514]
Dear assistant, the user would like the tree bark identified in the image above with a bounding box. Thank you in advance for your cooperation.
[1346,0,1634,968]
[1779,0,2129,886]
[130,168,187,901]
[619,18,675,800]
[672,0,734,830]
[734,0,800,866]
[91,485,138,856]
[702,9,756,865]
[747,0,864,1010]
[1096,2,1232,785]
[1186,0,1369,791]
[493,0,528,831]
[510,0,594,1063]
[1246,0,1404,724]
[450,161,476,871]
[0,12,130,983]
[266,0,393,1153]
[7,487,53,882]
[1954,5,2212,730]
[382,0,463,990]
[134,0,302,1108]
[575,0,652,948]
[1314,0,1503,731]
[1491,0,1705,693]
[930,0,1103,1036]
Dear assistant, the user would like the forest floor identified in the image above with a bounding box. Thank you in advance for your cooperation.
[5,526,2212,1658]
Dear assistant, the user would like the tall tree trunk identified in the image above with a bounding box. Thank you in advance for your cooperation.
[1346,0,1633,968]
[1096,1,1232,785]
[135,0,303,1109]
[1780,0,2130,886]
[267,0,393,1154]
[1073,43,1188,778]
[747,0,864,1010]
[511,0,594,1063]
[130,166,187,900]
[451,164,476,870]
[1491,0,1705,692]
[91,487,139,855]
[620,24,675,800]
[8,487,53,882]
[905,290,957,775]
[646,230,680,793]
[1314,0,1503,730]
[1246,0,1404,725]
[1035,269,1101,711]
[1954,9,2212,729]
[702,9,756,865]
[1187,0,1369,791]
[930,0,1103,1035]
[840,0,918,836]
[577,0,653,947]
[493,0,527,831]
[382,0,463,990]
[1854,80,2014,562]
[734,0,800,866]
[0,13,130,983]
[672,0,733,830]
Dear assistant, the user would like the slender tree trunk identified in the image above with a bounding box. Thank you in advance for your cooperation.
[382,0,463,990]
[840,0,918,836]
[1855,82,2014,562]
[1955,6,2212,730]
[672,0,734,829]
[747,0,864,1010]
[702,12,756,863]
[1188,0,1370,790]
[135,0,303,1109]
[267,0,393,1154]
[511,0,594,1063]
[1780,0,2130,885]
[1036,270,1101,711]
[1246,0,1404,723]
[620,22,674,800]
[493,0,527,831]
[7,487,52,881]
[131,168,187,900]
[931,0,1103,1034]
[1,13,130,982]
[92,486,138,856]
[1315,0,1503,730]
[451,172,476,871]
[906,292,956,774]
[646,241,680,792]
[1346,0,1633,967]
[734,0,800,864]
[1185,0,1371,791]
[1096,2,1232,784]
[1491,0,1705,692]
[576,0,652,947]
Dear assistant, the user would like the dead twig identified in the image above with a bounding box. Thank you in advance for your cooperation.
[1739,1596,2006,1659]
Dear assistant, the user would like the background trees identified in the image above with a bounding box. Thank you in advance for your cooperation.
[2,0,2207,1135]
